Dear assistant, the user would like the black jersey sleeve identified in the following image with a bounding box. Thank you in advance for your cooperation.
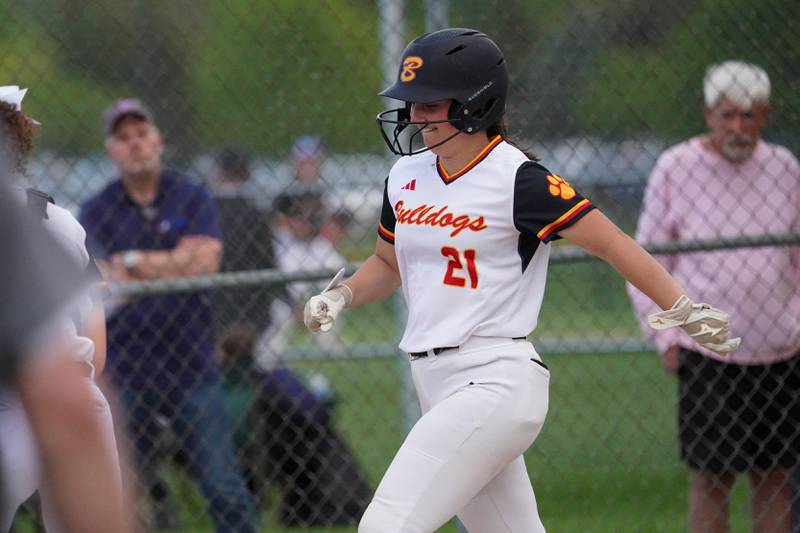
[377,177,396,244]
[513,161,595,243]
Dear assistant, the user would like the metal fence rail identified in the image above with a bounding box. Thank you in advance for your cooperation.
[110,231,800,296]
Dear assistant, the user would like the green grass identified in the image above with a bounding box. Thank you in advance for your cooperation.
[538,257,641,337]
[12,352,759,533]
[11,260,754,532]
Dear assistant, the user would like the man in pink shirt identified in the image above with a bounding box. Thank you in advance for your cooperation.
[628,61,800,532]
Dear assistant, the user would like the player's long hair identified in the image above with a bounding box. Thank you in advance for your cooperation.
[487,116,539,161]
[0,101,37,175]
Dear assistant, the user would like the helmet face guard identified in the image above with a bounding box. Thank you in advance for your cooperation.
[376,28,508,156]
[376,105,463,156]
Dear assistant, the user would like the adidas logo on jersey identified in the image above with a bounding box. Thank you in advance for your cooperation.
[401,179,416,191]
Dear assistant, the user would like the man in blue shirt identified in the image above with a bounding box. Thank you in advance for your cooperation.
[80,99,257,533]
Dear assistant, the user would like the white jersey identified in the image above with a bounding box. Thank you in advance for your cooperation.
[379,136,595,353]
[12,187,96,364]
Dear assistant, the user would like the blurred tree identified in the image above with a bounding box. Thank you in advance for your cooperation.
[0,0,796,156]
[39,0,208,164]
[574,0,800,149]
[190,0,384,155]
[0,3,111,155]
[455,0,542,145]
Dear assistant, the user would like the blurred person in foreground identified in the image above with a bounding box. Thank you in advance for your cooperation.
[209,145,276,342]
[628,61,800,532]
[79,99,257,532]
[0,86,130,533]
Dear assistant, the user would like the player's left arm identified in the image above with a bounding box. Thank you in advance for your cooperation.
[558,209,683,311]
[561,209,740,354]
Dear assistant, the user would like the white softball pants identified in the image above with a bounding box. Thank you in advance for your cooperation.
[359,337,549,533]
[0,379,121,532]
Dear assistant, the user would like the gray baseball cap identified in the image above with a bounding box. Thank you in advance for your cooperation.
[101,98,154,137]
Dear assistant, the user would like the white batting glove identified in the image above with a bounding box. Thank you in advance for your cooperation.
[648,295,741,355]
[303,269,353,333]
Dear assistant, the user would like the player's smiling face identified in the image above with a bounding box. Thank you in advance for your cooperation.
[410,99,459,154]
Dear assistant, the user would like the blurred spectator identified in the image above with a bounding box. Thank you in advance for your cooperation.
[0,90,131,532]
[289,134,326,192]
[283,134,353,246]
[627,61,800,533]
[209,145,276,342]
[209,140,364,524]
[79,98,257,533]
[256,191,347,358]
[218,327,370,527]
[319,208,354,248]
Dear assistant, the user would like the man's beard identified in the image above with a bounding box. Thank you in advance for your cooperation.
[720,133,756,163]
[124,156,159,178]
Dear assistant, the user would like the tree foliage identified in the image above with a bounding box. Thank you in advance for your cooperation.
[1,0,797,156]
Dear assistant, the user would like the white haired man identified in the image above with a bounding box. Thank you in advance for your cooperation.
[628,61,800,532]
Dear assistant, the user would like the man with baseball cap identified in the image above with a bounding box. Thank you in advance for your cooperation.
[80,98,258,532]
[100,98,154,138]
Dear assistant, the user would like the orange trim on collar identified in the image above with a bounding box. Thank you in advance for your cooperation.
[436,135,503,184]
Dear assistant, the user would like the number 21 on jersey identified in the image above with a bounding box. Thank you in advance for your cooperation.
[441,246,479,289]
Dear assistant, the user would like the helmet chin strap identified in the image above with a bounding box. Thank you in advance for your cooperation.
[405,127,462,156]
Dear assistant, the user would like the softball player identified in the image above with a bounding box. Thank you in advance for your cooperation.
[304,29,740,533]
[0,86,122,532]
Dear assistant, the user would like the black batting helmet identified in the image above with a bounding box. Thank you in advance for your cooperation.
[376,28,508,155]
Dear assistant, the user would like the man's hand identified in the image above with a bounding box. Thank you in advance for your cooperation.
[105,254,134,282]
[303,269,352,333]
[648,295,741,355]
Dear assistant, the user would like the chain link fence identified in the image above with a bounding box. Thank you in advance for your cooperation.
[4,0,800,531]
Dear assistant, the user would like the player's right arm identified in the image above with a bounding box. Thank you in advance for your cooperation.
[303,238,400,333]
[304,177,401,332]
[336,174,401,306]
[343,237,400,307]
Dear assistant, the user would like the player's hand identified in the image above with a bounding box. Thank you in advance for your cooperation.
[648,295,741,355]
[303,269,352,333]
